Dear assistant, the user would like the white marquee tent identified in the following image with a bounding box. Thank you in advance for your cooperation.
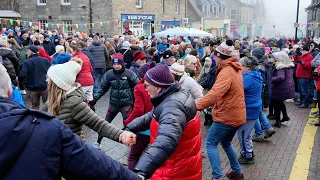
[155,27,213,38]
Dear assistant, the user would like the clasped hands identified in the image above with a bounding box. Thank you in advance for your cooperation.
[119,131,136,146]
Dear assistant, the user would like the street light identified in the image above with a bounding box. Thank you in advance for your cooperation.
[295,0,300,41]
[89,0,93,34]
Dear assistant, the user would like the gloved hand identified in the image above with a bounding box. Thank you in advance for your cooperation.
[88,99,97,111]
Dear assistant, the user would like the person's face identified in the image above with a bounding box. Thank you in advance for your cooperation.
[172,46,177,52]
[206,60,212,67]
[241,66,250,74]
[188,61,197,71]
[143,42,148,47]
[45,37,50,42]
[17,31,21,36]
[40,36,44,41]
[214,55,222,66]
[27,50,33,57]
[22,33,28,39]
[166,56,176,64]
[136,58,146,67]
[162,38,168,43]
[105,41,110,46]
[144,80,162,98]
[113,63,122,71]
[46,77,51,86]
[52,32,57,36]
[31,36,36,42]
[65,41,70,47]
[310,43,315,50]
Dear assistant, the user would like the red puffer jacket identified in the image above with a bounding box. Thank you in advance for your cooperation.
[294,52,313,79]
[124,79,153,126]
[150,114,202,180]
[73,51,94,86]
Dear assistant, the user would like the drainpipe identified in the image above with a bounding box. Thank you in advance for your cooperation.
[295,0,300,41]
[89,0,93,34]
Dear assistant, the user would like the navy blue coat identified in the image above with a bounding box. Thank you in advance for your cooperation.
[0,98,141,180]
[18,54,51,91]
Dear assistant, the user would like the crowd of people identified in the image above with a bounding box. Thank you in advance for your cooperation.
[0,26,319,180]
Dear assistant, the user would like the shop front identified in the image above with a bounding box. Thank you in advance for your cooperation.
[161,21,181,31]
[121,14,155,37]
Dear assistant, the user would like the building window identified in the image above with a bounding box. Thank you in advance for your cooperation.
[37,0,46,6]
[313,10,317,20]
[136,0,142,8]
[231,9,237,21]
[212,6,218,17]
[175,0,180,14]
[38,20,47,30]
[224,8,228,17]
[203,5,210,16]
[62,20,72,34]
[61,0,71,5]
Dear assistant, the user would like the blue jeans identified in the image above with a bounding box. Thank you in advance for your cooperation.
[237,120,256,158]
[297,78,314,105]
[206,122,242,179]
[254,110,272,136]
[94,68,106,92]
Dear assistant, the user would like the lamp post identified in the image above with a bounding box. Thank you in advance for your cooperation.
[295,0,300,41]
[89,0,93,34]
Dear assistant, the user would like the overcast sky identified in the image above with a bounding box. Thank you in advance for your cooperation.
[264,0,311,37]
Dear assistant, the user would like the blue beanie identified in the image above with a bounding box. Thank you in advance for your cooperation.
[54,53,72,64]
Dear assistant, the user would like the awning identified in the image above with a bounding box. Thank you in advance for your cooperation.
[0,10,21,18]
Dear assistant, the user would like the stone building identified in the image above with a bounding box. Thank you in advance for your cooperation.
[0,0,186,36]
[306,0,320,38]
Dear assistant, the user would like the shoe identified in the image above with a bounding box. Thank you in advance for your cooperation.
[314,123,320,126]
[20,90,26,95]
[226,172,244,180]
[280,117,290,122]
[267,114,276,120]
[310,111,319,118]
[285,98,294,103]
[93,142,102,150]
[238,154,254,164]
[298,104,309,108]
[272,121,281,128]
[311,100,318,108]
[252,134,264,142]
[264,128,276,139]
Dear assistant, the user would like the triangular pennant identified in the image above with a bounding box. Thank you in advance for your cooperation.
[200,27,202,30]
[100,22,103,26]
[29,22,32,26]
[75,24,79,28]
[70,24,74,28]
[117,19,120,23]
[9,19,13,25]
[103,21,107,25]
[273,25,276,28]
[66,24,69,28]
[45,23,48,28]
[79,24,83,28]
[51,24,54,28]
[152,23,155,27]
[132,20,135,24]
[3,19,7,24]
[259,26,263,29]
[92,23,95,28]
[15,20,20,25]
[107,21,110,25]
[57,24,60,28]
[84,24,87,28]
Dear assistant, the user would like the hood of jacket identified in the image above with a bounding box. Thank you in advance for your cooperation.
[130,45,140,51]
[0,46,13,57]
[244,70,263,84]
[0,98,54,174]
[216,58,242,75]
[275,61,295,70]
[92,39,102,46]
[65,83,84,100]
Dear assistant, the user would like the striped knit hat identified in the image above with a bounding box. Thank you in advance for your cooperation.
[170,62,185,76]
[144,64,175,88]
[133,50,147,61]
[137,62,156,79]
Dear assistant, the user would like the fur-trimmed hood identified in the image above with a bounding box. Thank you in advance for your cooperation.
[275,61,295,69]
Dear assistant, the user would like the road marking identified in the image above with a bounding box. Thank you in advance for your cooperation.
[289,109,318,180]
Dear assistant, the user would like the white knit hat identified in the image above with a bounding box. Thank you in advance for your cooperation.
[170,62,185,76]
[47,61,82,91]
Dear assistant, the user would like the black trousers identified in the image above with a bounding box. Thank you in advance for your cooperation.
[273,100,288,121]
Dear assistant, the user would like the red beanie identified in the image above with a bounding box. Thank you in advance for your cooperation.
[133,50,147,61]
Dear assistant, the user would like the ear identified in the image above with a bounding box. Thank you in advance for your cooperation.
[8,88,13,98]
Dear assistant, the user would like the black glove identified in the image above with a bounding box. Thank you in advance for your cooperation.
[88,99,97,111]
[295,48,302,56]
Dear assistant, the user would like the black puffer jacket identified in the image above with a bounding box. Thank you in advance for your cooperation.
[88,40,109,69]
[126,84,197,178]
[2,57,18,86]
[94,68,139,108]
[0,45,19,73]
[41,40,55,56]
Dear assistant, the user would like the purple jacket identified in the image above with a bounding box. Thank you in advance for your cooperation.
[272,63,295,101]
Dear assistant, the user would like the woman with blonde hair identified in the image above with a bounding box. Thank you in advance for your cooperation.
[184,54,199,79]
[271,51,295,127]
[42,59,136,147]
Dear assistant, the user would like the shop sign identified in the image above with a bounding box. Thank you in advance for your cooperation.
[121,14,155,22]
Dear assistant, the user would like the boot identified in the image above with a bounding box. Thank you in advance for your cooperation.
[226,172,244,180]
[272,120,281,128]
[311,100,317,108]
[280,116,290,123]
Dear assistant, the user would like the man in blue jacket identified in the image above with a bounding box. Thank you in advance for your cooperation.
[18,45,51,109]
[0,63,143,180]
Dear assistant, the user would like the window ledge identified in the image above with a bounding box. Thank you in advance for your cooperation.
[136,6,142,9]
[37,3,46,6]
[61,3,71,5]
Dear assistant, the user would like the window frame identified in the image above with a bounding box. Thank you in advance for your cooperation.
[231,9,237,21]
[212,6,219,17]
[62,20,73,35]
[175,0,180,14]
[136,0,142,8]
[37,0,46,6]
[38,20,47,30]
[61,0,71,6]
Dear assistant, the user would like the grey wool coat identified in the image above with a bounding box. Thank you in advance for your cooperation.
[42,84,123,141]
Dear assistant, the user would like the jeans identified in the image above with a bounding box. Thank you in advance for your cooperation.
[254,110,272,136]
[237,120,256,158]
[298,78,314,105]
[94,68,106,92]
[97,105,132,144]
[206,122,242,179]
